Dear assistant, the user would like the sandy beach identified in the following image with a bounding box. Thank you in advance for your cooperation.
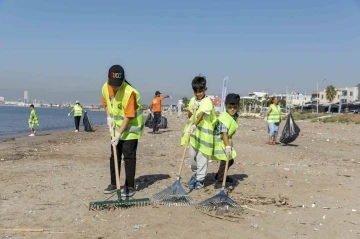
[1,113,360,239]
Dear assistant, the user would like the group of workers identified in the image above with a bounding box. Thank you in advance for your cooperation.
[102,64,245,196]
[29,64,286,198]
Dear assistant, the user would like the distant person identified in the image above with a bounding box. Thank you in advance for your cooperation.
[101,64,144,197]
[149,91,170,134]
[68,101,83,132]
[28,104,39,137]
[264,97,287,145]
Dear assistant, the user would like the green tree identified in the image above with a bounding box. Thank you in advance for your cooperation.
[262,94,270,107]
[325,85,336,102]
[181,97,190,108]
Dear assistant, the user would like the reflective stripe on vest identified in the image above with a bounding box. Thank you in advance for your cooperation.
[212,112,238,161]
[74,105,82,117]
[112,109,143,121]
[267,104,280,123]
[102,81,144,140]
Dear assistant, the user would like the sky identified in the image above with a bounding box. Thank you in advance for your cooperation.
[0,0,360,104]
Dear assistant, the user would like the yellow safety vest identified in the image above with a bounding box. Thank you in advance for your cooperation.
[101,81,144,140]
[30,109,39,126]
[267,104,281,123]
[212,112,238,161]
[74,104,83,117]
[180,96,216,156]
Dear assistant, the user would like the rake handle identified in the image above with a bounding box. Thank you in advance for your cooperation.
[111,128,121,190]
[177,133,191,176]
[221,154,230,189]
[177,108,197,177]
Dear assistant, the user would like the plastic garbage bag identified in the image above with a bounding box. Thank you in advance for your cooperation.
[83,111,94,132]
[145,113,153,128]
[280,113,300,144]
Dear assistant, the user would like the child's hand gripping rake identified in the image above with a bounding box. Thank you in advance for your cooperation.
[89,126,150,210]
[150,110,196,206]
[196,154,239,211]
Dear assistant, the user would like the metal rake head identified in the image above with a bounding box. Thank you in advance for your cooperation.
[89,197,150,211]
[197,190,239,211]
[150,180,194,206]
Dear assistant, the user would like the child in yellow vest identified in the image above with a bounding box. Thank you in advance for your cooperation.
[29,104,39,137]
[180,75,216,190]
[212,94,240,183]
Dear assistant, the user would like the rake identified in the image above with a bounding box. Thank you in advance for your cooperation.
[89,130,150,210]
[197,155,239,211]
[150,131,194,206]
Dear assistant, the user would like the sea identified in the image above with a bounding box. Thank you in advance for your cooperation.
[0,106,106,138]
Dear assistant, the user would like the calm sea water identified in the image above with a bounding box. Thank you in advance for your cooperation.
[0,106,106,138]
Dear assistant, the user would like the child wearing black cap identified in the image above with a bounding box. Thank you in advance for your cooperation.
[101,65,144,197]
[212,93,240,183]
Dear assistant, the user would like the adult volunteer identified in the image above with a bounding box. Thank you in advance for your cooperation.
[149,91,170,134]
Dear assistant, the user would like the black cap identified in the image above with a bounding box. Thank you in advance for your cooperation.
[155,91,161,95]
[225,93,240,104]
[108,65,125,87]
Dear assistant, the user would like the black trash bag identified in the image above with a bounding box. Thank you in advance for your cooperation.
[280,113,300,144]
[145,113,153,128]
[159,116,168,129]
[83,111,94,132]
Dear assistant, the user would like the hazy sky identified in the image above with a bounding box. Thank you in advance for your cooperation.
[0,0,360,104]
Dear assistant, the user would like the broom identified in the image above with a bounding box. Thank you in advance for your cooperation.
[150,110,196,206]
[196,154,239,211]
[89,128,150,210]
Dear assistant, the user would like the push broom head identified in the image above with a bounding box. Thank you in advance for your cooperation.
[89,190,150,211]
[150,179,194,206]
[196,190,239,211]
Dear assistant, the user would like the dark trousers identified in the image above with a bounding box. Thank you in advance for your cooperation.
[152,112,161,133]
[109,139,138,188]
[74,116,81,130]
[216,159,234,181]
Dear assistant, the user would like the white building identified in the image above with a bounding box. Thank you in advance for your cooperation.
[287,93,312,106]
[247,92,268,101]
[24,91,29,103]
[337,85,360,103]
[0,96,4,104]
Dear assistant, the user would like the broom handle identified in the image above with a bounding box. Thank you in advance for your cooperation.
[111,128,121,190]
[177,108,196,177]
[221,154,230,189]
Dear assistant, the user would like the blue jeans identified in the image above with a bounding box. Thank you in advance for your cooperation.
[268,122,280,136]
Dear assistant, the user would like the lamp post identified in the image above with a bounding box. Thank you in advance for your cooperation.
[316,79,326,113]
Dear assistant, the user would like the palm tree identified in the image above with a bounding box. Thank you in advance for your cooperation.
[325,85,336,102]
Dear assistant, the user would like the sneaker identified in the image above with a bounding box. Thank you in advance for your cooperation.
[187,175,196,186]
[29,134,35,137]
[75,130,79,132]
[103,184,117,194]
[121,187,136,197]
[194,181,204,190]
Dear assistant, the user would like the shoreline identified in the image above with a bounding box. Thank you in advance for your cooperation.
[0,124,104,141]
